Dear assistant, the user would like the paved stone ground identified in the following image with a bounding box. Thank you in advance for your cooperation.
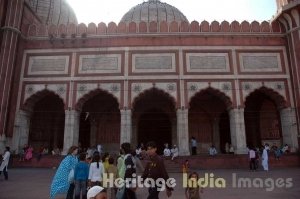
[0,168,299,199]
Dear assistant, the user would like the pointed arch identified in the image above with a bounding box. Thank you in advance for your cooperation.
[244,86,287,109]
[132,87,177,154]
[75,88,120,111]
[22,89,65,112]
[188,87,232,153]
[189,87,233,110]
[244,86,286,147]
[132,87,176,111]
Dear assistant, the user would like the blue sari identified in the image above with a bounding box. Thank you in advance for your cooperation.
[50,155,78,199]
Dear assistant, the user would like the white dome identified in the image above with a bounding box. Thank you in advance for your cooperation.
[25,0,77,25]
[120,0,188,24]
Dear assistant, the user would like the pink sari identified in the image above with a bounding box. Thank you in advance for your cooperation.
[25,147,33,160]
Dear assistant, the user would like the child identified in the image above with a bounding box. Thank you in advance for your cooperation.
[74,153,89,199]
[185,172,203,199]
[182,160,189,173]
[106,157,118,199]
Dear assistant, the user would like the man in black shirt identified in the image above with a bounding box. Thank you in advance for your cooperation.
[142,141,173,199]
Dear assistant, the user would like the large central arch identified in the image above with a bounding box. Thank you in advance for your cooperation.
[22,90,65,152]
[244,87,286,148]
[77,89,120,152]
[188,88,232,154]
[132,88,176,154]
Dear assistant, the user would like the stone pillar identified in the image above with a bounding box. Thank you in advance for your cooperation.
[177,108,190,156]
[213,118,220,152]
[62,110,80,154]
[0,134,6,153]
[280,108,299,151]
[12,110,31,153]
[90,119,97,147]
[171,117,177,146]
[0,0,24,137]
[120,109,132,144]
[229,108,247,154]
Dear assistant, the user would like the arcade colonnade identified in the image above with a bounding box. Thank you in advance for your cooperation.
[10,87,299,156]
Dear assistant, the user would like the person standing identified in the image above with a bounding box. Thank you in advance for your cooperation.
[0,146,11,180]
[185,172,203,199]
[262,144,269,171]
[50,146,78,199]
[121,142,137,199]
[106,157,118,199]
[88,153,104,187]
[74,153,89,199]
[191,137,197,155]
[25,145,33,161]
[142,141,173,199]
[248,147,256,171]
[171,145,179,161]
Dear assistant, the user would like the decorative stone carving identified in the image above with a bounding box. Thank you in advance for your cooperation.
[24,84,67,104]
[110,84,120,93]
[167,83,175,93]
[239,53,282,72]
[189,84,198,92]
[186,53,230,72]
[28,55,69,75]
[187,82,233,103]
[79,54,122,74]
[131,82,177,104]
[264,81,286,99]
[132,53,176,73]
[133,84,142,93]
[241,81,287,102]
[76,83,121,104]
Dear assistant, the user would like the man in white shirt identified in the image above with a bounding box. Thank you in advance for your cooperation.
[248,147,256,171]
[171,145,179,160]
[190,137,197,155]
[0,146,11,180]
[262,144,269,171]
[97,144,102,155]
[163,145,171,158]
[209,145,217,156]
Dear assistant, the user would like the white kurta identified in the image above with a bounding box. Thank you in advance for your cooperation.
[0,151,11,171]
[262,149,268,171]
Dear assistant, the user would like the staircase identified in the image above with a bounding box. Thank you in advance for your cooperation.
[11,153,300,171]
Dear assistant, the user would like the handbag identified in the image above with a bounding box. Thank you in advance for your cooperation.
[116,186,125,199]
[68,168,74,184]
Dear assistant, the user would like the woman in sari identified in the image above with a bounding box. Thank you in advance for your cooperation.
[25,145,33,161]
[50,146,78,199]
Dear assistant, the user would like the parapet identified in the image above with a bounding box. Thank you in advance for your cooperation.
[26,20,283,38]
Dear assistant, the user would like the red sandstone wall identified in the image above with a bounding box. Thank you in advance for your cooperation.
[25,20,283,38]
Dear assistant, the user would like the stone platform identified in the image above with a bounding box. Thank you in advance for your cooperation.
[0,168,300,199]
[11,153,300,171]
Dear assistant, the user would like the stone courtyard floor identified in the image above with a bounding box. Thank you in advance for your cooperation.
[0,168,299,199]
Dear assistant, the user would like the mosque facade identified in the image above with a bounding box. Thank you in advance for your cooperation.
[0,0,299,155]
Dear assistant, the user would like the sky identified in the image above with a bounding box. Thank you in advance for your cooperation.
[66,0,277,25]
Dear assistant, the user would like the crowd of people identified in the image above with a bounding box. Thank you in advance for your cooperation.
[49,141,181,199]
[0,138,293,198]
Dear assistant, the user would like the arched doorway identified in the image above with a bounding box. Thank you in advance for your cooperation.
[78,90,120,153]
[245,88,283,148]
[189,88,231,154]
[27,92,65,152]
[132,88,176,154]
